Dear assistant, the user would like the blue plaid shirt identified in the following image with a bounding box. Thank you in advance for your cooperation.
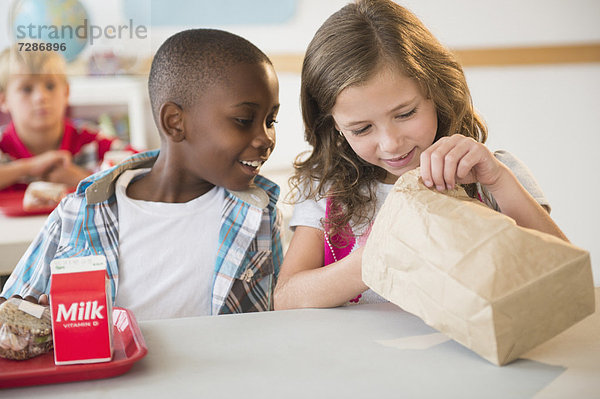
[1,150,283,315]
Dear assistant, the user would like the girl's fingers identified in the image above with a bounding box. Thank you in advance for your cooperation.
[429,148,445,190]
[426,137,456,190]
[442,148,465,189]
[421,135,501,189]
[419,151,433,187]
[455,148,480,182]
[421,135,483,190]
[444,139,479,187]
[420,141,443,189]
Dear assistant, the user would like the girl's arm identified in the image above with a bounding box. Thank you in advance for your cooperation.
[419,135,568,241]
[482,163,568,241]
[274,225,368,310]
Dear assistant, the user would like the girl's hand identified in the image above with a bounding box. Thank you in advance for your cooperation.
[419,135,503,191]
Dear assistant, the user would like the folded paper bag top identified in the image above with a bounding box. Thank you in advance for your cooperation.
[362,168,595,366]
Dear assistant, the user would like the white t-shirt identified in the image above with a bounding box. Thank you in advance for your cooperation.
[289,182,393,239]
[114,168,224,321]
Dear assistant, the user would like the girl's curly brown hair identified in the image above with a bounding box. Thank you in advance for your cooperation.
[290,0,487,241]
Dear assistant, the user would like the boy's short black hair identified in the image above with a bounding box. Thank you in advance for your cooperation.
[148,29,272,124]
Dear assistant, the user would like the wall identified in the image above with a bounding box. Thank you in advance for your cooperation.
[1,0,599,283]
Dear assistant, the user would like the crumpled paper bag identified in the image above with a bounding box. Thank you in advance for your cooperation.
[362,168,595,365]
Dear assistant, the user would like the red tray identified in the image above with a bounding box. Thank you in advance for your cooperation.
[0,307,148,388]
[0,190,56,217]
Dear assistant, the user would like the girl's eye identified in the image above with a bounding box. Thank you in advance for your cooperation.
[266,119,278,128]
[351,125,371,135]
[46,82,55,90]
[21,85,33,94]
[397,108,417,119]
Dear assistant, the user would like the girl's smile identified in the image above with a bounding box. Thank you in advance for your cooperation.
[381,147,416,169]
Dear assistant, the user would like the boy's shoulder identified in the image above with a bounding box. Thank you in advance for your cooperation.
[75,150,158,202]
[225,174,280,210]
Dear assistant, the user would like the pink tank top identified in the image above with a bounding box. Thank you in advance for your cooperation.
[323,197,361,303]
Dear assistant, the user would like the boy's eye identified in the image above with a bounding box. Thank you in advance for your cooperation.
[266,119,278,128]
[235,118,253,126]
[21,85,33,94]
[46,82,55,90]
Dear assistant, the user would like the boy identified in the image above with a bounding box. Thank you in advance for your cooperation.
[1,29,283,320]
[0,45,127,192]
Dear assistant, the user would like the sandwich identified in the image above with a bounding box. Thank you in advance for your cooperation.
[22,181,68,211]
[0,298,53,360]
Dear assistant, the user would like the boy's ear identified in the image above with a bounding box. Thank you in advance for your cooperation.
[159,102,185,143]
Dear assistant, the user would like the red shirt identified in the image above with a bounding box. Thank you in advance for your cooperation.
[0,119,117,192]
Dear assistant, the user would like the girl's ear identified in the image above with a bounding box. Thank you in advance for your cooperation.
[332,119,340,132]
[159,102,185,143]
[332,120,344,137]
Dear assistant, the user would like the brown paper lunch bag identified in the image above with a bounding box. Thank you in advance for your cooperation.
[362,168,595,365]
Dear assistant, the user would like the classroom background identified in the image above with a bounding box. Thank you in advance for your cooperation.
[1,0,599,285]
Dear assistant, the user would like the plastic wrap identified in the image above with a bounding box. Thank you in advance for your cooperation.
[22,181,68,211]
[0,298,53,360]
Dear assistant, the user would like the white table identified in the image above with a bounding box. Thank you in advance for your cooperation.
[3,288,599,399]
[0,215,47,275]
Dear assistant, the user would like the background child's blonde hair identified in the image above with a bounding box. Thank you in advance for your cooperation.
[0,43,67,93]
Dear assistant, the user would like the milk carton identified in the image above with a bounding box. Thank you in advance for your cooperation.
[50,255,113,365]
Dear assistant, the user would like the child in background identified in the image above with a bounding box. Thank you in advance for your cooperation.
[274,0,567,310]
[1,29,283,320]
[0,45,128,192]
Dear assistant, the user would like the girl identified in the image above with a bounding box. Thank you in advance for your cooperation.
[274,0,567,310]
